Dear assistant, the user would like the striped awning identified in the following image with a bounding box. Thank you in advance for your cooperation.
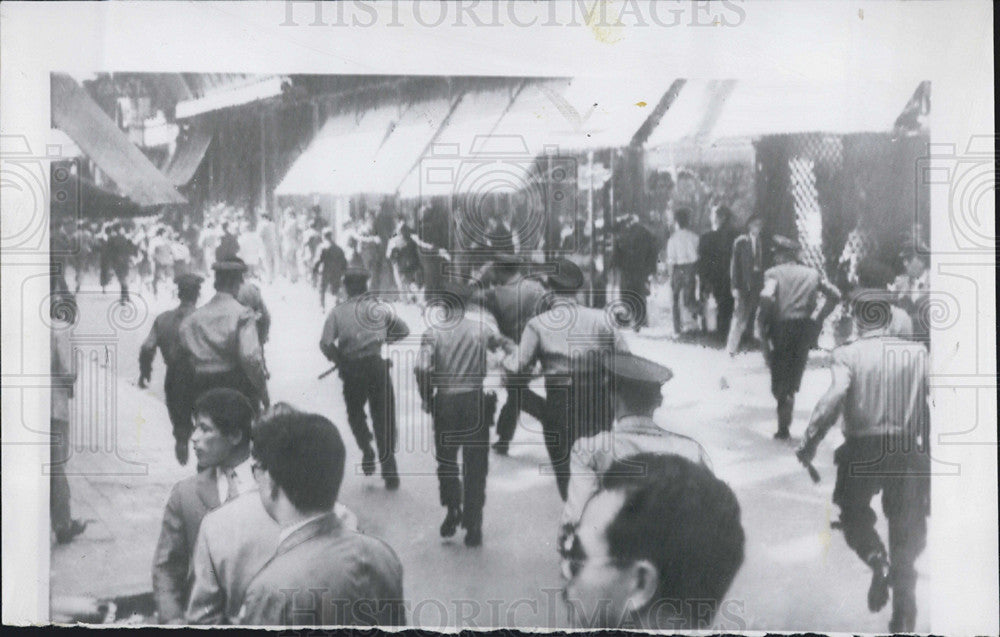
[165,125,212,186]
[51,73,185,207]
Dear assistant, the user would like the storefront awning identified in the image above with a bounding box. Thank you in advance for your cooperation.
[274,106,400,197]
[396,88,522,199]
[646,79,922,147]
[51,73,186,207]
[165,125,212,186]
[490,76,674,154]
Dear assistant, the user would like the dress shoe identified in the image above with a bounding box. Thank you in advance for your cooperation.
[440,507,462,538]
[773,428,790,440]
[384,475,400,491]
[361,447,376,476]
[867,559,891,612]
[492,441,509,456]
[55,519,88,544]
[464,525,482,547]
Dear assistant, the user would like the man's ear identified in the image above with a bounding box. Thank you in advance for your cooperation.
[625,559,660,613]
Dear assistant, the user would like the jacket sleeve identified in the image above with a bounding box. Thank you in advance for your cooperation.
[237,311,268,397]
[151,484,189,623]
[184,522,225,625]
[729,238,745,292]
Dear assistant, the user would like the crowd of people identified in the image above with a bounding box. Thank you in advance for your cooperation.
[48,196,932,631]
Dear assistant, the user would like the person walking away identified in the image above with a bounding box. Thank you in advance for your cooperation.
[139,273,204,465]
[319,268,409,490]
[697,205,738,340]
[614,214,659,330]
[238,411,406,626]
[757,235,841,439]
[105,223,137,304]
[665,208,700,337]
[313,229,347,311]
[237,219,265,280]
[415,280,513,546]
[257,213,278,284]
[795,288,929,632]
[178,257,269,412]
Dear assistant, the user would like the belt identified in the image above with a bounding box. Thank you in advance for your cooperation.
[192,362,237,375]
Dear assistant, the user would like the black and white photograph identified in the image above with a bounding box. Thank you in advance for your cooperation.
[2,2,996,635]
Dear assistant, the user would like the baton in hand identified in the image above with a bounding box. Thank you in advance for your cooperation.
[318,363,338,380]
[805,462,821,484]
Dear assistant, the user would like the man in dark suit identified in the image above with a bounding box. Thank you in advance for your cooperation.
[726,214,765,355]
[697,206,739,340]
[238,410,406,626]
[152,388,256,624]
[613,214,660,330]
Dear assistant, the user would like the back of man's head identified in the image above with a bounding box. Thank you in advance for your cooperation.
[674,208,692,230]
[251,411,346,514]
[600,453,744,627]
[193,388,255,444]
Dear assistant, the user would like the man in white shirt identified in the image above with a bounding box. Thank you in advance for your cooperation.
[666,208,701,336]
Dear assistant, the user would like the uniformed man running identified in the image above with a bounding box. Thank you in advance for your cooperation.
[795,287,930,632]
[319,268,409,490]
[757,235,840,439]
[139,273,204,465]
[482,254,548,455]
[506,258,629,501]
[178,257,269,412]
[561,351,711,536]
[415,279,513,546]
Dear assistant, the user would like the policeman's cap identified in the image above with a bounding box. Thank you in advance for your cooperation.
[546,258,585,291]
[212,257,248,273]
[174,273,204,289]
[605,352,674,386]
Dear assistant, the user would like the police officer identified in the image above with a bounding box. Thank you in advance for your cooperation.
[319,268,409,490]
[178,257,269,412]
[561,351,711,536]
[757,235,840,439]
[482,254,548,455]
[506,258,629,501]
[139,273,204,465]
[795,288,929,632]
[415,279,513,546]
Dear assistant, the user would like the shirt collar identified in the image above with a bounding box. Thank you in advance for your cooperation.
[614,414,661,432]
[215,455,255,502]
[277,512,328,546]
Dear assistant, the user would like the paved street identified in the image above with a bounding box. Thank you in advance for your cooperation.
[51,273,930,631]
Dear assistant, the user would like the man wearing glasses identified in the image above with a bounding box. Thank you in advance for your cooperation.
[239,410,406,626]
[560,453,744,630]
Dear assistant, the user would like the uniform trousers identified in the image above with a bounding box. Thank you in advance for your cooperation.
[670,264,698,335]
[619,273,650,328]
[164,363,195,445]
[496,375,547,446]
[339,356,399,478]
[544,376,614,501]
[833,435,930,631]
[767,318,815,433]
[318,272,342,310]
[432,390,490,529]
